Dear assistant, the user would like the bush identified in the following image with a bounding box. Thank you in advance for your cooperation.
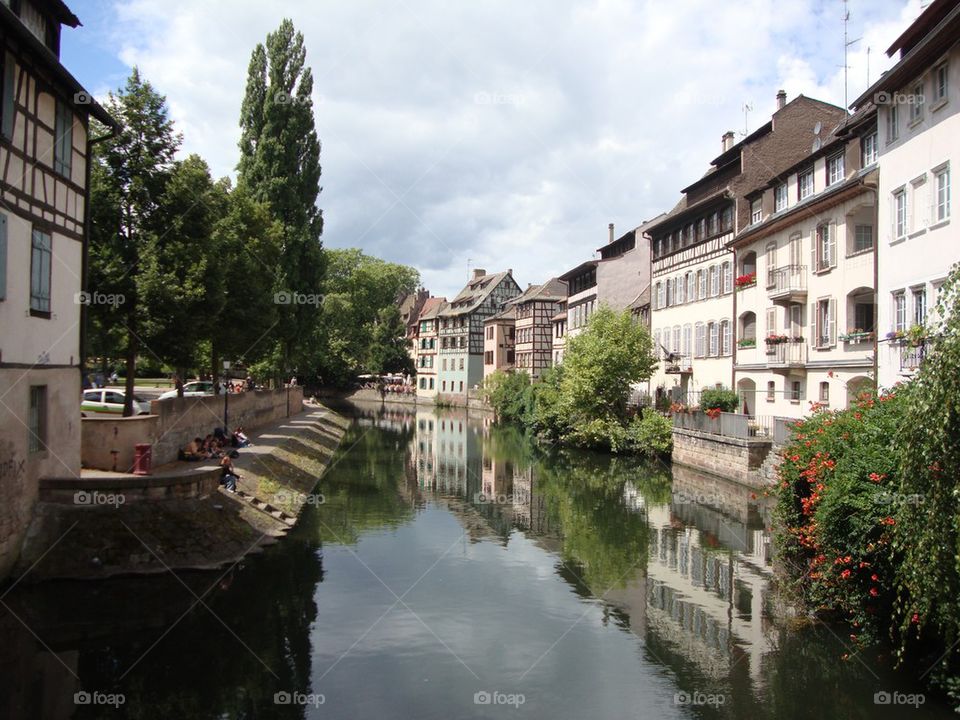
[700,387,740,413]
[624,411,673,458]
[565,415,628,452]
[483,370,533,425]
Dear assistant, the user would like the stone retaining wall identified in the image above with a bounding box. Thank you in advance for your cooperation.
[671,427,774,488]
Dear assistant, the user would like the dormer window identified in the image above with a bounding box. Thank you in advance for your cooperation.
[775,183,788,212]
[798,168,814,200]
[827,153,844,186]
[750,198,762,225]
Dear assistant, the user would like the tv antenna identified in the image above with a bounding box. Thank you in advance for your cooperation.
[742,103,753,135]
[841,0,862,110]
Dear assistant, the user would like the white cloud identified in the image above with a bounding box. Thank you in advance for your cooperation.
[102,0,919,298]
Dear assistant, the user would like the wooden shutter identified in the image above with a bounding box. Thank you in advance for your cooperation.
[829,298,837,346]
[828,223,837,268]
[810,230,818,272]
[810,302,817,347]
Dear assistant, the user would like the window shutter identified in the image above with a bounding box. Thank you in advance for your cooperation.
[810,230,818,271]
[0,213,6,300]
[810,302,817,347]
[1,55,14,140]
[828,223,837,268]
[828,299,837,346]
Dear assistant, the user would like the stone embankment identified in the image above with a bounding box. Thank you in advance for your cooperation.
[13,404,349,582]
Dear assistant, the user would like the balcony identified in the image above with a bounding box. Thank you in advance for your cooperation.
[765,340,806,370]
[767,265,806,303]
[899,338,933,372]
[664,353,693,374]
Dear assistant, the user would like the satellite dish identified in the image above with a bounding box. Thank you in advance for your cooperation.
[812,137,822,152]
[813,121,822,135]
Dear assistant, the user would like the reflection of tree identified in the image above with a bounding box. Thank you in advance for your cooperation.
[308,418,417,545]
[537,453,668,592]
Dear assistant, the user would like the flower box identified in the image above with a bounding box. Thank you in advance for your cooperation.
[737,338,757,349]
[840,330,875,343]
[764,334,789,345]
[735,272,757,289]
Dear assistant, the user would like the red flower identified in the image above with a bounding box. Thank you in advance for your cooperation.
[868,472,884,483]
[871,573,879,582]
[869,588,879,597]
[882,517,896,526]
[840,569,851,579]
[912,613,920,624]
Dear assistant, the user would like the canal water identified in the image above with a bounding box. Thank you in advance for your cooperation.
[1,402,953,719]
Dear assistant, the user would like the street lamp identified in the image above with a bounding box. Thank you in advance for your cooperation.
[223,359,231,432]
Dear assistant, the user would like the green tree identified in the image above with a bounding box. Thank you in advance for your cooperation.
[88,68,181,414]
[367,306,414,376]
[238,19,324,376]
[483,370,533,425]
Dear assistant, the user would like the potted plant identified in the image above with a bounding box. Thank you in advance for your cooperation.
[735,272,757,289]
[737,337,757,349]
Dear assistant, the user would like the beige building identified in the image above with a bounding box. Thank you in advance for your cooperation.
[0,0,116,579]
[551,299,567,366]
[731,111,879,417]
[648,93,848,406]
[482,305,516,381]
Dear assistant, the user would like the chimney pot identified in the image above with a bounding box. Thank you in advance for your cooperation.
[776,89,787,110]
[473,268,486,279]
[608,222,615,243]
[722,131,735,152]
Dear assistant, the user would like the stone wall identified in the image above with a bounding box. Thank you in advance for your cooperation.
[79,387,303,471]
[671,427,773,488]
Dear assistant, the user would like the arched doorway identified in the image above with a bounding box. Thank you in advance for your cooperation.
[737,378,757,416]
[847,375,874,406]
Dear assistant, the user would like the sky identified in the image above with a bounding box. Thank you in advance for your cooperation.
[61,0,924,299]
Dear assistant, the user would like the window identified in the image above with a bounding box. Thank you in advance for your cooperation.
[656,282,664,310]
[827,153,844,186]
[506,349,514,364]
[53,100,72,177]
[854,300,875,333]
[683,324,692,357]
[486,326,493,340]
[894,189,907,238]
[853,225,873,254]
[28,385,47,454]
[694,323,705,358]
[814,298,836,348]
[913,286,927,326]
[696,218,706,240]
[909,83,924,124]
[721,206,733,232]
[893,291,907,332]
[935,167,951,222]
[790,380,802,403]
[798,168,814,200]
[887,104,899,143]
[419,377,426,389]
[429,378,434,390]
[861,131,878,166]
[442,359,447,371]
[819,381,830,405]
[697,270,706,299]
[686,272,695,302]
[675,275,685,304]
[721,320,731,356]
[708,322,718,356]
[459,358,464,370]
[934,63,948,104]
[708,212,718,236]
[30,228,51,314]
[722,262,732,294]
[774,183,788,212]
[766,381,776,402]
[815,224,835,271]
[484,351,493,365]
[765,242,777,287]
[751,198,762,224]
[1,52,15,140]
[673,325,681,353]
[709,265,719,297]
[459,382,464,393]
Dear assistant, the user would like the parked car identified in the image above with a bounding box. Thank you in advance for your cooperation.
[157,380,225,401]
[81,389,152,416]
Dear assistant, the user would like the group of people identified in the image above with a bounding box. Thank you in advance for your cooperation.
[178,426,252,493]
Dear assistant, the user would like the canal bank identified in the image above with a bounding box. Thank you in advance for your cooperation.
[10,405,350,582]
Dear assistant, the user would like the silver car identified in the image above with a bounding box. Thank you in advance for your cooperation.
[157,380,226,401]
[81,389,152,416]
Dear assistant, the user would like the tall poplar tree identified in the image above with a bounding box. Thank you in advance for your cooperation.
[237,19,324,377]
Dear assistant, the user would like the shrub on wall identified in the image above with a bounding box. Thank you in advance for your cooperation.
[700,387,739,413]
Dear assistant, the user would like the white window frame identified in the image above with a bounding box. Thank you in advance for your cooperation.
[861,131,878,166]
[887,104,899,143]
[933,63,948,105]
[935,166,951,222]
[751,198,762,225]
[894,189,907,239]
[798,168,814,200]
[893,291,906,333]
[775,183,788,212]
[827,153,844,186]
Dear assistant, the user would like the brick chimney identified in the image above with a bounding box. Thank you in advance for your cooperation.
[608,222,614,244]
[776,89,787,110]
[472,268,486,279]
[722,131,735,152]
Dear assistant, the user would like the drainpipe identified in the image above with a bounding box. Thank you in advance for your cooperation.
[731,245,738,394]
[863,176,880,392]
[80,124,118,384]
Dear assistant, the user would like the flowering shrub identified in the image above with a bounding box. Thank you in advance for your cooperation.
[775,390,905,646]
[700,387,739,413]
[735,272,757,289]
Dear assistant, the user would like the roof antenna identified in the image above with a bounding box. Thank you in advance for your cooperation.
[741,103,753,136]
[842,0,861,111]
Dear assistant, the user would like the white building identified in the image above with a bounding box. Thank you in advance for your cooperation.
[851,0,959,390]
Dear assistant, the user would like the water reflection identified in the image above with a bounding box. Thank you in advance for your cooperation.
[0,401,953,719]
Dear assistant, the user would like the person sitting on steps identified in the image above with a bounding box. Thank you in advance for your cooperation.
[220,455,240,493]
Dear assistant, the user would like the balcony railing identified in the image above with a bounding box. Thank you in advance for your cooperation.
[672,411,777,440]
[664,353,693,374]
[765,341,806,368]
[899,340,931,371]
[767,265,806,301]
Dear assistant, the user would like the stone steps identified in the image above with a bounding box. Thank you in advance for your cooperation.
[231,488,296,526]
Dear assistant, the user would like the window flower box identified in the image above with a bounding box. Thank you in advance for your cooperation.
[737,338,757,349]
[839,329,875,343]
[735,272,757,289]
[764,334,789,345]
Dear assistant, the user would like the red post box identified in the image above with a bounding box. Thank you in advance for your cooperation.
[133,443,152,475]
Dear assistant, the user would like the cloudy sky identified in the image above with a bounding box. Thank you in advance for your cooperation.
[63,0,922,299]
